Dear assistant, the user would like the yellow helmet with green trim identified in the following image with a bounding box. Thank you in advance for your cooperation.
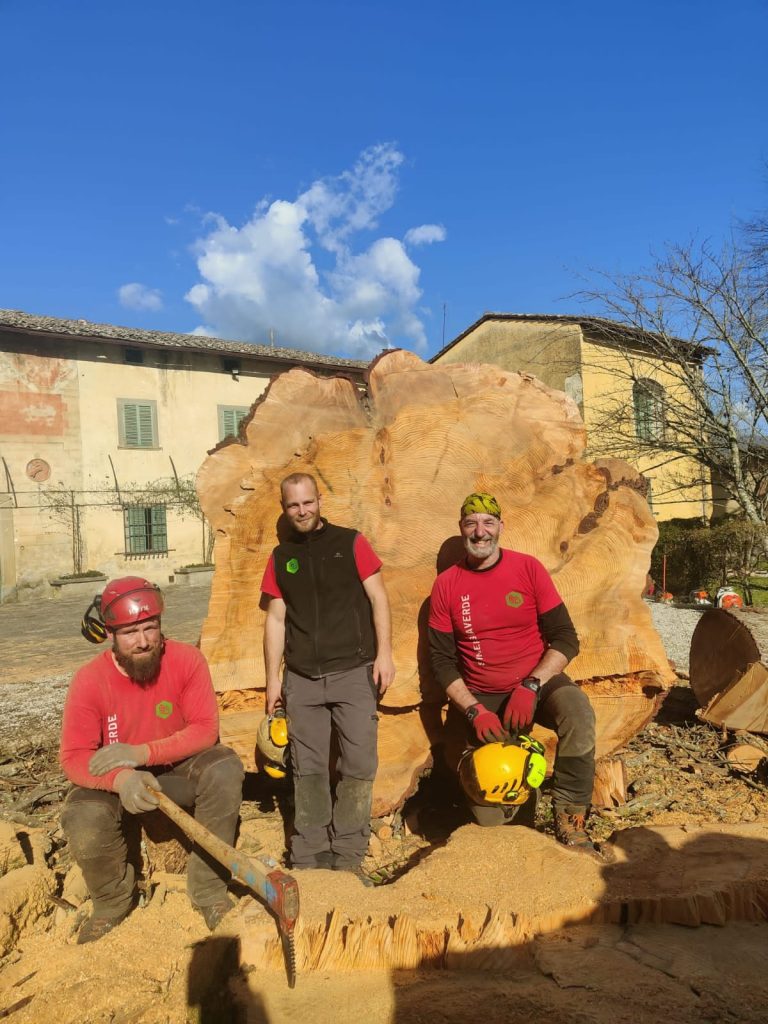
[256,709,290,780]
[458,734,547,806]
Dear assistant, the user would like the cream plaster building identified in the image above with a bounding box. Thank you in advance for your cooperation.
[431,313,713,522]
[0,310,364,602]
[2,307,714,602]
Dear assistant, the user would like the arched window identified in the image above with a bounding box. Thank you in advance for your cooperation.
[633,379,665,441]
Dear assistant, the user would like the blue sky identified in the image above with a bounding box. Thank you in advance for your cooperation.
[1,0,766,358]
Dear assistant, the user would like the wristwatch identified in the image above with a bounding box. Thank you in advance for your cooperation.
[520,676,542,694]
[464,703,482,722]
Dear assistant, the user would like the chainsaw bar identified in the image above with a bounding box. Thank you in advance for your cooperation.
[265,867,300,988]
[281,927,297,989]
[151,792,301,986]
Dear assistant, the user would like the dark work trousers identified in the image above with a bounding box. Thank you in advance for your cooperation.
[284,664,378,868]
[458,674,596,827]
[61,744,244,920]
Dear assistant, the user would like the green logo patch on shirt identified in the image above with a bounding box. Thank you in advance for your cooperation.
[155,700,173,719]
[286,558,299,574]
[505,591,524,608]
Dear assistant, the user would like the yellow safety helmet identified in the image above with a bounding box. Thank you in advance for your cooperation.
[256,708,290,780]
[458,734,547,806]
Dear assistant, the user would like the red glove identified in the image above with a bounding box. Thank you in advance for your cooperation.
[466,704,506,743]
[502,680,539,731]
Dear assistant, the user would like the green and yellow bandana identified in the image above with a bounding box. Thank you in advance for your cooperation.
[460,492,502,519]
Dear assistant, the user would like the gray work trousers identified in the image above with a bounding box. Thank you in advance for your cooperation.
[284,664,378,867]
[61,744,244,919]
[461,674,596,827]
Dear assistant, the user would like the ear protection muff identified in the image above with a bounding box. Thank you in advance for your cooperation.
[81,595,109,644]
[458,734,548,807]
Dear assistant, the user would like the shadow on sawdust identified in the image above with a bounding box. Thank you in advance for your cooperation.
[188,935,268,1024]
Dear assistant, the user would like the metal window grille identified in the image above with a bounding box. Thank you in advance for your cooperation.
[124,505,168,554]
[633,380,665,442]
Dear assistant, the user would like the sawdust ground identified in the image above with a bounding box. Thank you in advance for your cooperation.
[3,822,768,1024]
[4,708,768,1024]
[3,898,767,1024]
[3,592,768,1022]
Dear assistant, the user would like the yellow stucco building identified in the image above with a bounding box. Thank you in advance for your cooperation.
[2,307,713,602]
[0,310,364,602]
[431,313,712,522]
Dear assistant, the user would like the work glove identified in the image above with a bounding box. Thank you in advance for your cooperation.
[114,770,160,815]
[502,682,538,732]
[89,742,148,776]
[466,704,506,743]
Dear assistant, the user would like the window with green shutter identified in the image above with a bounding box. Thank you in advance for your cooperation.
[217,405,249,441]
[118,399,158,448]
[123,505,168,554]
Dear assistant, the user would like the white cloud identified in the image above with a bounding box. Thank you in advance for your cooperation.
[118,282,163,311]
[184,143,446,357]
[404,224,447,247]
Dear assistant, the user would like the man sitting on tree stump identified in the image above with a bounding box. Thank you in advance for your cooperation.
[428,493,599,854]
[261,473,396,883]
[60,576,244,943]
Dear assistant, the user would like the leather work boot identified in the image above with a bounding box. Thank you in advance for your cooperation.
[553,804,601,857]
[332,860,375,887]
[195,895,235,931]
[77,907,133,944]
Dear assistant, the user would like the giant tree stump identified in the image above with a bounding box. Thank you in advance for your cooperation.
[196,351,674,814]
[690,608,768,733]
[233,823,768,974]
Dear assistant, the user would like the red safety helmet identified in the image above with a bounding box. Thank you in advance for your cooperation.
[81,576,164,643]
[101,576,164,627]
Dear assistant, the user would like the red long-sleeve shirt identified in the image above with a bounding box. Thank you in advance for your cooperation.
[428,550,567,692]
[59,639,220,791]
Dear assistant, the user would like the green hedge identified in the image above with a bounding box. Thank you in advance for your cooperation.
[650,517,768,604]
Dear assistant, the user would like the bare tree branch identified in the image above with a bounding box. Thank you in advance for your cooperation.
[577,236,768,524]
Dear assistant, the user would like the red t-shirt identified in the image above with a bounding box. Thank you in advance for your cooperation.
[260,532,382,598]
[428,550,563,692]
[59,639,220,791]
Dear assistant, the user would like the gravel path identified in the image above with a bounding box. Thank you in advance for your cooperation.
[0,676,70,747]
[647,601,704,674]
[0,583,213,748]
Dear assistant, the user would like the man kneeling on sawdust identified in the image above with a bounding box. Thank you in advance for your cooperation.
[59,576,244,944]
[428,493,601,854]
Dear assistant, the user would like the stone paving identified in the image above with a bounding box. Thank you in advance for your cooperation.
[0,583,213,746]
[0,582,212,686]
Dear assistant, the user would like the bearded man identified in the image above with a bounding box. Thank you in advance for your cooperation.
[59,576,243,943]
[428,494,599,854]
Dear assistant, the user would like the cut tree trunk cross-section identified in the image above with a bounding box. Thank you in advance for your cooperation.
[196,351,674,814]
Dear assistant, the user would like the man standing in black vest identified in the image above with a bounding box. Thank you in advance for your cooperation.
[261,472,395,881]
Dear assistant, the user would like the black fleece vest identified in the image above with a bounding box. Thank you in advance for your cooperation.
[273,520,377,677]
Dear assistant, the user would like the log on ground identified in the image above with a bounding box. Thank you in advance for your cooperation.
[690,608,768,733]
[726,743,767,774]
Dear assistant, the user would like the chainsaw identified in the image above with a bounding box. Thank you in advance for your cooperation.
[152,789,300,988]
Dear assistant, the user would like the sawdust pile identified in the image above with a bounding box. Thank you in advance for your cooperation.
[2,815,768,1024]
[3,600,768,1023]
